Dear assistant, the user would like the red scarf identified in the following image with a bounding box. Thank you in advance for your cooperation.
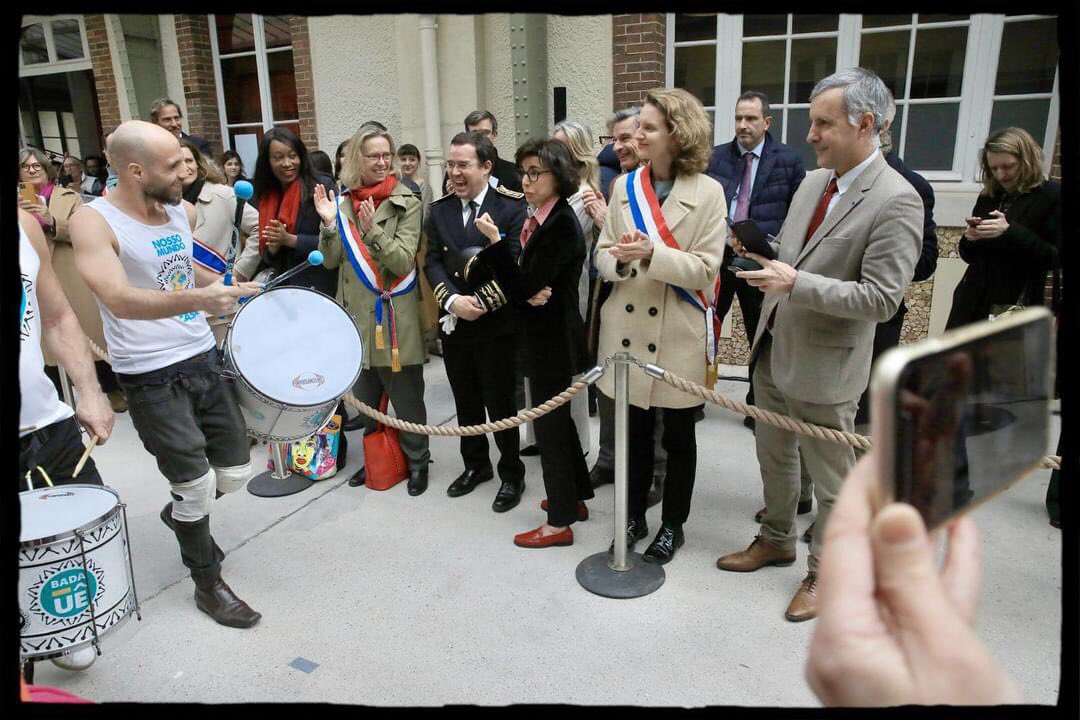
[257,180,302,254]
[351,175,398,218]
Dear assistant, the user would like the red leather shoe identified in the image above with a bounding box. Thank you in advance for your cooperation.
[538,499,589,521]
[514,525,574,548]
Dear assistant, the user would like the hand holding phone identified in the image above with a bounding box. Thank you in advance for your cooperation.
[730,219,777,261]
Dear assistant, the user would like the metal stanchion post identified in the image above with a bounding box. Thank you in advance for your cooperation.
[576,353,665,598]
[247,440,314,497]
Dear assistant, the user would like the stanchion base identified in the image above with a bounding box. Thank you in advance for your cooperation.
[246,469,314,497]
[575,551,666,598]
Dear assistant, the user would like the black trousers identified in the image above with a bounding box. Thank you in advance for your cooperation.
[19,416,103,491]
[854,313,904,425]
[716,259,762,405]
[442,334,525,483]
[628,404,703,525]
[530,374,593,526]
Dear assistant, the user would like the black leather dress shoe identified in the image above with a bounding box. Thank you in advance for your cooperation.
[491,479,524,512]
[194,580,261,628]
[589,464,614,489]
[446,467,493,497]
[608,516,649,554]
[348,466,366,487]
[520,445,540,457]
[642,522,685,565]
[407,465,429,496]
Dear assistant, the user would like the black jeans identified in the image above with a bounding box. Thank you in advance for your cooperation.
[716,254,762,406]
[530,374,593,526]
[18,416,103,491]
[628,404,703,525]
[115,349,248,484]
[442,334,524,484]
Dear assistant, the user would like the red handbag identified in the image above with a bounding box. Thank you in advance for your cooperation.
[362,392,408,491]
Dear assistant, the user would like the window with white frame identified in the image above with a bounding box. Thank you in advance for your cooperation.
[667,13,1059,185]
[19,16,91,73]
[210,14,299,170]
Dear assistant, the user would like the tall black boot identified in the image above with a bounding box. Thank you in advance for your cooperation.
[169,514,261,628]
[161,502,225,564]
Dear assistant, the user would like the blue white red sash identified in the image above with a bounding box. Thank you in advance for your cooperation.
[192,239,228,274]
[625,166,721,385]
[336,194,417,371]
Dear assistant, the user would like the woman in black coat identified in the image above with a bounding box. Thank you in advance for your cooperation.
[946,127,1060,329]
[472,138,593,548]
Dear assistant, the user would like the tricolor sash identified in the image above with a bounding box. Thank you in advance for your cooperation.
[192,238,228,275]
[625,166,722,387]
[336,194,417,371]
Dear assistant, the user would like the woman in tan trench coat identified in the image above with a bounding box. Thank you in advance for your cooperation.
[18,147,126,412]
[594,88,727,566]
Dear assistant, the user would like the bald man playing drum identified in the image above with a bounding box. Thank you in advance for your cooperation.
[70,120,263,629]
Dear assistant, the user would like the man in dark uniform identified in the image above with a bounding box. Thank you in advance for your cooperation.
[425,131,528,512]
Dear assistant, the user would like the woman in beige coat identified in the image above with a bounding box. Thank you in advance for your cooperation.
[594,88,727,565]
[19,147,126,412]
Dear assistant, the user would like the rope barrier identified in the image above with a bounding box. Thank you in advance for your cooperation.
[83,335,1061,470]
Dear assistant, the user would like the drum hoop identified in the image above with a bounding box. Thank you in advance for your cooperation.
[225,286,363,406]
[19,485,122,549]
[20,593,137,661]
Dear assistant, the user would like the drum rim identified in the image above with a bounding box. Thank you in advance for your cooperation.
[19,484,122,548]
[225,285,364,406]
[20,592,137,661]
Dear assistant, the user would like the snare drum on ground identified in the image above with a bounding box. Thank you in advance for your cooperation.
[224,286,363,442]
[19,485,140,662]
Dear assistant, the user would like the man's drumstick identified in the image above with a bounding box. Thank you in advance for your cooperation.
[72,434,100,478]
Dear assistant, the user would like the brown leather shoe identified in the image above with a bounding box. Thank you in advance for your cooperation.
[784,572,818,622]
[715,536,796,572]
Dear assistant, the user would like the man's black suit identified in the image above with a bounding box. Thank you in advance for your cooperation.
[424,185,528,484]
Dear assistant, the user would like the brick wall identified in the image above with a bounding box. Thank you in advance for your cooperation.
[85,15,121,134]
[174,15,222,157]
[612,14,666,110]
[290,16,318,150]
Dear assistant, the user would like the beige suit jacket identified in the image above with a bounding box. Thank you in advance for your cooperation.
[595,171,727,409]
[750,152,922,405]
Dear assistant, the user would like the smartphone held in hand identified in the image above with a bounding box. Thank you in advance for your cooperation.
[870,307,1053,530]
[730,219,777,261]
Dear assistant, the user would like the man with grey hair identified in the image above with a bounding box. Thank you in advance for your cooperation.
[149,97,213,158]
[715,67,923,623]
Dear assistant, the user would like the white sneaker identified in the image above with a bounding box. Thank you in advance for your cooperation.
[51,645,96,671]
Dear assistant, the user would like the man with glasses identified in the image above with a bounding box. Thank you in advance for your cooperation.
[425,131,528,512]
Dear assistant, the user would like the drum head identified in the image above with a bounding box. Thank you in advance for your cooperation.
[228,287,363,406]
[20,485,120,544]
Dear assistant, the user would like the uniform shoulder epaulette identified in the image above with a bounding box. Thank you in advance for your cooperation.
[495,185,525,200]
[433,190,456,204]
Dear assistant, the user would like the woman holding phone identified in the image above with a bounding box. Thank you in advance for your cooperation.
[946,127,1060,329]
[470,138,593,548]
[593,88,726,565]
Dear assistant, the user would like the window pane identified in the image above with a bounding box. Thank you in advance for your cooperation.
[263,15,293,49]
[268,50,299,122]
[273,122,301,139]
[674,45,716,106]
[910,28,967,98]
[790,38,837,104]
[228,128,263,176]
[216,14,255,54]
[860,31,910,99]
[21,24,48,64]
[792,15,838,34]
[674,14,716,42]
[221,55,262,124]
[52,19,84,60]
[785,108,817,170]
[742,41,785,104]
[995,19,1058,95]
[744,15,787,37]
[989,99,1051,146]
[918,14,969,24]
[903,102,959,171]
[862,14,912,29]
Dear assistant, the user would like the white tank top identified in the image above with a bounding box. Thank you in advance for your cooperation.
[87,197,215,374]
[20,226,75,437]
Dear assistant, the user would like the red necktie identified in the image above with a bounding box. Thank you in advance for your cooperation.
[802,177,839,247]
[766,177,840,332]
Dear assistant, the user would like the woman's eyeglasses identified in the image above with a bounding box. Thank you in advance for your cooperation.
[520,168,553,182]
[20,162,44,172]
[363,153,394,162]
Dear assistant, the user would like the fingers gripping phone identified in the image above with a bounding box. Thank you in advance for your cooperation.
[728,219,777,273]
[870,307,1053,529]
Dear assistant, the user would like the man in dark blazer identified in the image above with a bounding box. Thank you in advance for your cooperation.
[707,91,805,425]
[425,131,528,512]
[148,97,213,159]
[715,68,922,623]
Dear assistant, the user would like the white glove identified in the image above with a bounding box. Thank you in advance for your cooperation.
[439,313,458,336]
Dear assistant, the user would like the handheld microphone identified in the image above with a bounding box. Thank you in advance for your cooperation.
[225,180,254,286]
